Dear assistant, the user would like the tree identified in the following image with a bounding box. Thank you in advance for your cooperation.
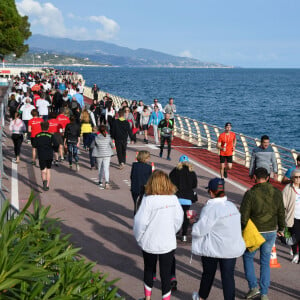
[0,0,31,60]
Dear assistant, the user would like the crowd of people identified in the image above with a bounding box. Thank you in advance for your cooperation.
[5,70,300,300]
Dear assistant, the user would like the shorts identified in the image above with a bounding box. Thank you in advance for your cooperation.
[39,159,53,170]
[31,137,37,148]
[53,133,63,151]
[142,124,149,131]
[220,155,233,163]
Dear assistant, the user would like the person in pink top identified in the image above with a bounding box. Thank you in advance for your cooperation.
[9,112,26,163]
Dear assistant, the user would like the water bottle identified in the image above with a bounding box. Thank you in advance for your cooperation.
[223,142,227,152]
[192,292,199,300]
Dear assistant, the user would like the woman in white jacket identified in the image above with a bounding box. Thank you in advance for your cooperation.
[134,170,183,300]
[191,178,245,300]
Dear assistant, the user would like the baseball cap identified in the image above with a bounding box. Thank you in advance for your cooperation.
[179,155,189,162]
[225,122,232,127]
[206,178,225,192]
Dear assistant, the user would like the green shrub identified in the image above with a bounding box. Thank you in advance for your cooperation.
[0,192,121,299]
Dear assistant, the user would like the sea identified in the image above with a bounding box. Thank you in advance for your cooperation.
[58,67,300,151]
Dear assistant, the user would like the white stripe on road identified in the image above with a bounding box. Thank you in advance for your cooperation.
[11,162,19,210]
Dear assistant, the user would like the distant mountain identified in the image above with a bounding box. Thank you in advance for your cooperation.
[27,34,230,68]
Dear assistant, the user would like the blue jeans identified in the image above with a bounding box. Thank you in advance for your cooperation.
[243,231,277,295]
[67,143,79,165]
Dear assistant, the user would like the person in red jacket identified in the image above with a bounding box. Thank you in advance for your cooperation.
[28,109,43,165]
[48,112,63,166]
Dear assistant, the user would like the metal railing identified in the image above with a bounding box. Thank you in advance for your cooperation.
[0,80,20,218]
[83,87,299,182]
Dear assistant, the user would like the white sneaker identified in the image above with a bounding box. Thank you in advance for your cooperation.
[291,254,299,264]
[76,163,80,171]
[192,292,199,300]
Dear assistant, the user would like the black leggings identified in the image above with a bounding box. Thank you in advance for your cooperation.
[182,205,191,236]
[11,134,23,157]
[160,136,172,157]
[289,218,300,254]
[142,250,174,298]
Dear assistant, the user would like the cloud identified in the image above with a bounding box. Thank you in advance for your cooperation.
[179,50,193,58]
[16,1,120,41]
[16,0,66,37]
[89,16,120,40]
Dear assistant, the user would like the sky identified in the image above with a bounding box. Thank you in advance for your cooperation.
[16,0,300,67]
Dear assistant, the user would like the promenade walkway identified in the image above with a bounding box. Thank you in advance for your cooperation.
[2,113,300,299]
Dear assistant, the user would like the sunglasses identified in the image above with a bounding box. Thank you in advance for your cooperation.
[294,176,300,179]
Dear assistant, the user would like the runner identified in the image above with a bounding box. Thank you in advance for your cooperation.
[217,122,236,178]
[158,113,174,161]
[35,121,59,191]
[28,109,43,165]
[48,112,63,166]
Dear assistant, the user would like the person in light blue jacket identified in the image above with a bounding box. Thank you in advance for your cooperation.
[148,105,164,144]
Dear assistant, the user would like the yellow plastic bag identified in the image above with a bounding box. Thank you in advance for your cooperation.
[242,219,265,252]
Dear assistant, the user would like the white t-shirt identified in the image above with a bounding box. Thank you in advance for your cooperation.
[294,188,300,219]
[36,99,50,116]
[20,103,35,120]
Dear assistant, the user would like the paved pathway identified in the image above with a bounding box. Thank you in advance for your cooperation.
[2,119,300,300]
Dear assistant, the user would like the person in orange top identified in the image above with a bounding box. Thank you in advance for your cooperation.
[28,109,43,165]
[217,122,236,179]
[48,112,63,166]
[56,108,70,161]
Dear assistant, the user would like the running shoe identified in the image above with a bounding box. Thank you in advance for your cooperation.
[159,152,163,158]
[42,180,48,191]
[54,160,59,167]
[261,295,269,300]
[170,278,177,291]
[245,287,260,299]
[31,161,36,166]
[76,163,80,171]
[119,163,124,170]
[69,164,72,169]
[291,254,299,264]
[224,170,228,178]
[167,156,171,161]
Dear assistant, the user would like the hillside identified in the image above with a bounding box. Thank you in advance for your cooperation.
[27,34,231,68]
[4,52,105,66]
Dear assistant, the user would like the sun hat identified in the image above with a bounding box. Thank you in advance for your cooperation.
[206,178,225,192]
[179,155,189,162]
